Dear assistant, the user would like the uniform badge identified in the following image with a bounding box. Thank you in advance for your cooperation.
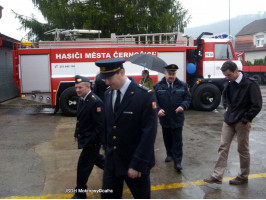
[77,78,82,82]
[152,101,157,109]
[123,111,133,114]
[131,91,134,95]
[97,107,101,112]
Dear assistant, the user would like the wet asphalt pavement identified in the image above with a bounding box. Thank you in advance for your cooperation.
[0,86,266,199]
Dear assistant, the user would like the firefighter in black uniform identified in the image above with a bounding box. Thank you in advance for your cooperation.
[154,64,191,172]
[72,75,105,199]
[93,73,109,101]
[95,58,157,199]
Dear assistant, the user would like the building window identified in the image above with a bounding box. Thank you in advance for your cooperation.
[256,35,264,47]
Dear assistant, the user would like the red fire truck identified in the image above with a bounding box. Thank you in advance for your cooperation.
[235,52,266,84]
[12,31,243,116]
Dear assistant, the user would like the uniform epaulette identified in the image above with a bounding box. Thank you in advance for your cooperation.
[138,84,150,92]
[91,94,98,102]
[107,88,112,95]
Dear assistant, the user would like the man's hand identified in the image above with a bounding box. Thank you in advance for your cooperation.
[158,109,166,117]
[175,106,184,113]
[128,168,141,179]
[73,137,78,144]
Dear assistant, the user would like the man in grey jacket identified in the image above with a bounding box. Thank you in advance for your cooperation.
[204,60,262,185]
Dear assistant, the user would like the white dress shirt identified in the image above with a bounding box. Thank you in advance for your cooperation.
[81,90,91,101]
[112,78,131,111]
[235,72,243,84]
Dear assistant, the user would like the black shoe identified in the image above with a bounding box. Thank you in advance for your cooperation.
[71,193,87,199]
[174,163,182,172]
[165,156,173,162]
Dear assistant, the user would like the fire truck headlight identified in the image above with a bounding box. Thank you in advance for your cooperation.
[32,94,36,99]
[46,97,51,101]
[39,96,43,100]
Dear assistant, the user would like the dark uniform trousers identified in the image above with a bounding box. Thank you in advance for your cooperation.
[102,162,151,199]
[76,144,103,190]
[162,127,183,164]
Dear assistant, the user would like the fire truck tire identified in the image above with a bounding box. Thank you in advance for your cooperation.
[59,87,78,116]
[192,83,221,111]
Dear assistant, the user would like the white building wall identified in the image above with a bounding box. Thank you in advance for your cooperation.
[245,51,266,63]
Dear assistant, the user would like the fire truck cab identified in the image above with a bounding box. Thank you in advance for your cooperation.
[187,32,242,111]
[13,31,241,116]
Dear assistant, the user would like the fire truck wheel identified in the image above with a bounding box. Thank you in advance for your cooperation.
[192,83,221,111]
[59,87,78,116]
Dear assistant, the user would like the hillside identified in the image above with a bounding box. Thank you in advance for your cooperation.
[184,12,266,39]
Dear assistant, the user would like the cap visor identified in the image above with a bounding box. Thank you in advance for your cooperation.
[98,72,116,79]
[166,70,176,73]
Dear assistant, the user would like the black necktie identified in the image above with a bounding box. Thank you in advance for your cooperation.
[169,83,173,91]
[114,90,121,113]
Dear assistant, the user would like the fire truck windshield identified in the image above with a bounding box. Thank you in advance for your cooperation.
[215,44,233,60]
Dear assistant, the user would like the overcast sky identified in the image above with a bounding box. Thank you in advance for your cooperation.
[0,0,265,40]
[179,0,265,27]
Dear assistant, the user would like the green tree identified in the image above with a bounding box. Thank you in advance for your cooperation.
[14,0,190,41]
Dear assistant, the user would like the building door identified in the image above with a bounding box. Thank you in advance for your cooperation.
[0,48,19,102]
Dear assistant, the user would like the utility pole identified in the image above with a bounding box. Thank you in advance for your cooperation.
[229,0,231,37]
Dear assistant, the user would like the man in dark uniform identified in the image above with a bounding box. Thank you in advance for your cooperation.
[95,58,157,199]
[93,73,109,101]
[154,64,191,172]
[72,75,105,199]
